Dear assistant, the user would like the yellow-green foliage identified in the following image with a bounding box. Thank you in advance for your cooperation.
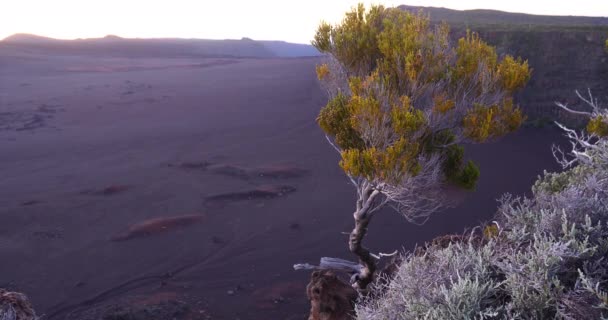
[463,99,525,142]
[432,94,455,114]
[347,74,383,132]
[498,56,531,92]
[587,116,608,137]
[340,137,421,184]
[391,96,427,135]
[313,3,385,74]
[316,63,330,80]
[314,4,529,188]
[483,223,500,239]
[455,31,529,94]
[317,93,364,149]
[455,31,498,81]
[376,10,451,89]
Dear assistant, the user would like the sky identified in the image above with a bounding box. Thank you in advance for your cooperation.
[1,0,607,44]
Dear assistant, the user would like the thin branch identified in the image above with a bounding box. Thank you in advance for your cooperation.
[555,102,593,117]
[553,90,608,168]
[370,250,399,260]
[325,135,342,153]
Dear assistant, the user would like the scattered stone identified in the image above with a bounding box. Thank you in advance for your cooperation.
[60,291,215,320]
[206,164,249,179]
[174,160,309,180]
[101,185,130,195]
[82,185,132,196]
[37,104,58,113]
[21,200,42,206]
[254,165,308,179]
[251,281,303,310]
[100,299,189,320]
[178,161,210,170]
[32,229,63,240]
[15,114,45,131]
[208,163,308,180]
[203,185,296,207]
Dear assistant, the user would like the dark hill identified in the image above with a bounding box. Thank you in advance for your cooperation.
[399,5,608,28]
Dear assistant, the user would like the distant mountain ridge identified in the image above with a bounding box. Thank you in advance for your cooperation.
[399,5,608,28]
[0,33,320,58]
[3,33,57,43]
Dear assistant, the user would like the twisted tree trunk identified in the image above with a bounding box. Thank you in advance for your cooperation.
[349,212,375,291]
[348,184,382,291]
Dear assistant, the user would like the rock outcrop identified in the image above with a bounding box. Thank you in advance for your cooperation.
[0,289,37,320]
[306,271,358,320]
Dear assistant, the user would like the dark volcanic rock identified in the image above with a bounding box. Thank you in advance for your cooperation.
[111,214,204,241]
[207,163,308,179]
[253,165,309,179]
[99,185,131,195]
[21,200,42,206]
[206,164,249,179]
[306,271,358,320]
[203,185,296,207]
[0,289,38,320]
[178,161,309,180]
[178,161,210,169]
[80,185,132,196]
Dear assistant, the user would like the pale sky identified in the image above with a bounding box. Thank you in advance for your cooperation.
[1,0,607,44]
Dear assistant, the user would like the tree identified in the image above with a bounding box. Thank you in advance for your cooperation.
[308,4,530,291]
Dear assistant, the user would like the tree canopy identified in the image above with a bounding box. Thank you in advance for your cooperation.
[314,4,530,210]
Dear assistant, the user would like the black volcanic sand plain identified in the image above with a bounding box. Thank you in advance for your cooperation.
[0,52,567,319]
